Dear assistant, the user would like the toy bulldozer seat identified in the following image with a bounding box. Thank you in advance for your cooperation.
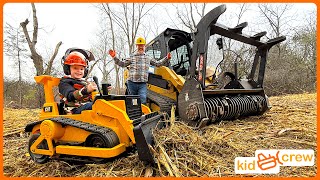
[35,76,67,116]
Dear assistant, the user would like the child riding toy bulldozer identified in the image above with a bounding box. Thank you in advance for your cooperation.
[25,48,163,164]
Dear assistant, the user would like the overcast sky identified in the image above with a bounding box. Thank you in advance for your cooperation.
[3,3,100,80]
[4,3,101,48]
[3,3,316,82]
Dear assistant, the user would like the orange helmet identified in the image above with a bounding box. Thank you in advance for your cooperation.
[64,51,87,67]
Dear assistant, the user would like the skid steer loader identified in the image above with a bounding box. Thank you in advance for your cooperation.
[25,75,162,164]
[144,4,286,128]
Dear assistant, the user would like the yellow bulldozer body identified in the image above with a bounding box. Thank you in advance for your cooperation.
[27,75,158,163]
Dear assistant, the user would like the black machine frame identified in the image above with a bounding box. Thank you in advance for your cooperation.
[189,4,286,90]
[145,4,286,128]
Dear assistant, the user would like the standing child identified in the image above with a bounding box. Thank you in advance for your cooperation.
[58,49,97,114]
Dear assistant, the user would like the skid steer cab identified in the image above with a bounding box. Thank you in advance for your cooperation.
[25,75,163,164]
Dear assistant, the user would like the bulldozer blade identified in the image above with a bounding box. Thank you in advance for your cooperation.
[133,113,163,165]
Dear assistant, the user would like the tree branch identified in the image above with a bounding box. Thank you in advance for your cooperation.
[189,3,196,29]
[44,41,62,75]
[31,3,38,46]
[87,59,100,77]
[20,19,34,54]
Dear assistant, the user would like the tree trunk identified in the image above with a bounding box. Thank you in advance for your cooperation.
[16,29,23,108]
[105,3,121,94]
[20,3,62,107]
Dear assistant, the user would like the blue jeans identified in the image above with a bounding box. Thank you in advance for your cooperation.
[72,102,93,114]
[127,80,147,104]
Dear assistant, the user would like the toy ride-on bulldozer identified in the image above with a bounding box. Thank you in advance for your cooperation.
[144,4,286,128]
[25,75,163,164]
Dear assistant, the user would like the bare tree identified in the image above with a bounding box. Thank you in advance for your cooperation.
[97,3,121,94]
[20,3,62,76]
[257,3,294,57]
[221,4,251,72]
[256,4,317,95]
[291,10,316,91]
[174,3,207,32]
[4,23,28,108]
[293,10,316,74]
[106,3,156,53]
[96,3,156,94]
[20,3,63,107]
[90,22,114,83]
[258,4,293,38]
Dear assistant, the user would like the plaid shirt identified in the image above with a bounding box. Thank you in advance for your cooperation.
[113,53,168,82]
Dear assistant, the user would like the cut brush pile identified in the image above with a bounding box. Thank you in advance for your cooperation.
[3,93,317,177]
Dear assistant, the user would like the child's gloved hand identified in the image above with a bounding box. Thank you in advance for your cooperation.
[167,52,171,60]
[86,82,97,93]
[109,49,116,58]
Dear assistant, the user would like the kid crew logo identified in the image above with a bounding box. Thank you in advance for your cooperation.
[235,149,314,174]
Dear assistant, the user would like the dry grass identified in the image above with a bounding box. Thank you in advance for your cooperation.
[3,93,317,177]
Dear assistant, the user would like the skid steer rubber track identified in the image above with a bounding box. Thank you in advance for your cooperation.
[147,90,176,114]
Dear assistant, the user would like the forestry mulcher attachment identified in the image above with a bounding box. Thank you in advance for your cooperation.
[145,4,286,128]
[25,76,162,164]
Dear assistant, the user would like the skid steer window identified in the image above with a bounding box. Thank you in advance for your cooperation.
[146,49,161,60]
[146,40,161,60]
[171,45,190,74]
